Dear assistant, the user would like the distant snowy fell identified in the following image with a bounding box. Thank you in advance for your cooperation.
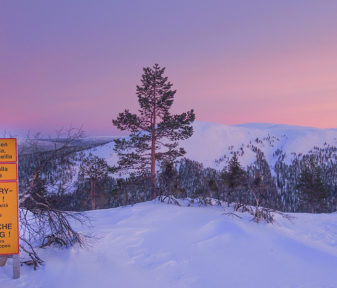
[87,121,337,169]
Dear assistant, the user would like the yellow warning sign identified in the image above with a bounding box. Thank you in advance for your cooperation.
[0,182,19,254]
[0,139,19,255]
[0,163,17,181]
[0,139,17,162]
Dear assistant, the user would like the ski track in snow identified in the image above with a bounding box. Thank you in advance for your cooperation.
[1,202,337,288]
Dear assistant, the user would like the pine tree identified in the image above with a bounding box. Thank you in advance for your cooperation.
[226,153,247,204]
[228,153,246,188]
[158,160,179,197]
[112,64,195,199]
[79,153,109,210]
[247,149,281,210]
[297,157,327,213]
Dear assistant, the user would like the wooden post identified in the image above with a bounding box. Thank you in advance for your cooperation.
[0,255,7,266]
[13,254,20,279]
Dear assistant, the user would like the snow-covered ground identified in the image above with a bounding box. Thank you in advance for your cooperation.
[1,201,337,288]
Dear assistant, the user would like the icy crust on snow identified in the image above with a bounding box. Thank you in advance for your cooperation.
[1,202,337,288]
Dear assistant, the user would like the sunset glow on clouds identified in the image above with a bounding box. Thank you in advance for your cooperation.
[1,0,336,135]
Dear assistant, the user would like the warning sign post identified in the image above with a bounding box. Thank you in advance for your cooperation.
[0,138,20,279]
[0,182,19,254]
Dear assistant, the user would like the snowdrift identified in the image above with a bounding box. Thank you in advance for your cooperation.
[1,202,337,288]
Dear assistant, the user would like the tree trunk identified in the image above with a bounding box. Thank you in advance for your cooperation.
[91,179,96,210]
[151,85,157,199]
[151,144,156,199]
[123,189,128,206]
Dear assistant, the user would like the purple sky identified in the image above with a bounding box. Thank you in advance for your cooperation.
[1,0,337,135]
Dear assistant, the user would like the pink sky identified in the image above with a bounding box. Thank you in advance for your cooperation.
[1,1,336,135]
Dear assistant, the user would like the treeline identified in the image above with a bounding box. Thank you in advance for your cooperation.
[274,144,337,212]
[18,142,337,213]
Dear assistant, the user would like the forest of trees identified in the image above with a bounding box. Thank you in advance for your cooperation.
[18,140,337,214]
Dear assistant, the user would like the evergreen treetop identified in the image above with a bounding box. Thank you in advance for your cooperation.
[112,64,195,198]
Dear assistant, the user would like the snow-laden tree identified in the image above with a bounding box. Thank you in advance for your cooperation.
[112,64,195,198]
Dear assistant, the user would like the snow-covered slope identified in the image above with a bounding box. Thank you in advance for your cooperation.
[183,122,337,167]
[86,121,337,169]
[1,202,337,288]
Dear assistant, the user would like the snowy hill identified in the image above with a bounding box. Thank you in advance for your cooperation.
[86,121,337,169]
[1,201,337,288]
